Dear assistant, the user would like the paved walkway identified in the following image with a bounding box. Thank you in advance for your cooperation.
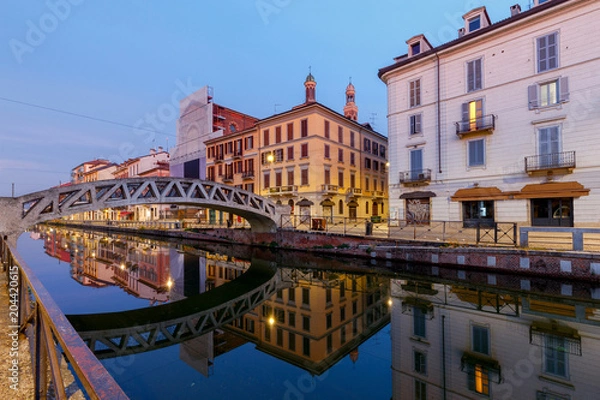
[0,270,34,399]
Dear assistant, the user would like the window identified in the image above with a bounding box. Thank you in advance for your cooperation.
[275,126,282,143]
[467,58,483,92]
[338,148,344,162]
[303,337,310,356]
[537,32,558,73]
[301,119,308,137]
[274,148,284,162]
[275,171,282,187]
[365,177,370,191]
[324,167,330,185]
[411,42,421,56]
[340,306,346,321]
[324,144,330,159]
[414,380,427,400]
[288,288,295,303]
[263,172,270,189]
[350,131,355,147]
[410,149,423,180]
[372,142,379,156]
[287,123,294,140]
[302,287,310,306]
[410,114,422,135]
[338,171,344,187]
[288,311,296,327]
[287,146,294,161]
[532,198,573,227]
[373,160,379,172]
[468,138,485,167]
[414,351,427,374]
[380,145,386,159]
[301,168,309,185]
[350,152,356,166]
[263,129,270,146]
[288,332,296,351]
[468,15,481,32]
[463,200,494,227]
[365,158,371,169]
[245,136,254,150]
[413,306,426,338]
[350,173,355,188]
[467,364,490,396]
[324,120,330,139]
[410,79,421,108]
[302,315,310,332]
[461,99,484,132]
[544,336,568,378]
[529,77,569,109]
[538,125,561,166]
[338,126,343,143]
[326,313,332,329]
[363,138,371,152]
[472,325,490,355]
[287,169,294,186]
[301,143,309,158]
[276,328,284,347]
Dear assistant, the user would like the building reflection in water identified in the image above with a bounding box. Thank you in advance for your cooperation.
[390,272,600,400]
[35,227,391,379]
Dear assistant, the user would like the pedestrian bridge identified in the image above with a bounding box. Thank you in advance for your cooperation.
[0,177,289,241]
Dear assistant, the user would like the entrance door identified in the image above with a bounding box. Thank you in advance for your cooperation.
[531,198,573,227]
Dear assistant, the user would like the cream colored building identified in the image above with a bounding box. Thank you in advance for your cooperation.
[379,0,600,228]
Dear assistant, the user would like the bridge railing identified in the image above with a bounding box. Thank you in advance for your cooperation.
[1,236,129,399]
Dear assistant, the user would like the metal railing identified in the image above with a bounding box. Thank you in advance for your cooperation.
[524,151,576,173]
[455,114,496,136]
[1,236,129,399]
[399,169,432,185]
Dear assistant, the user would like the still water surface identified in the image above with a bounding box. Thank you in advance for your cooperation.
[17,227,600,400]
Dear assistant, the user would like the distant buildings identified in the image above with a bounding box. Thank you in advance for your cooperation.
[204,74,389,222]
[379,0,600,228]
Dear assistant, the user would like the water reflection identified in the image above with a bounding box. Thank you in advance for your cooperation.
[27,226,600,399]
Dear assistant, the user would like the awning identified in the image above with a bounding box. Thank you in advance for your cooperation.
[320,199,335,207]
[515,181,590,199]
[451,186,509,201]
[461,352,502,383]
[119,211,133,216]
[400,191,437,199]
[296,198,314,206]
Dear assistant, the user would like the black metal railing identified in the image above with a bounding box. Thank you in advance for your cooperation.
[525,151,576,173]
[1,236,129,399]
[455,114,496,136]
[399,169,432,184]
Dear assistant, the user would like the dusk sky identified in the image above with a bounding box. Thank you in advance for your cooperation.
[1,0,521,196]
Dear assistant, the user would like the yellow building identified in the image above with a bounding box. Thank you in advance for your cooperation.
[205,74,389,225]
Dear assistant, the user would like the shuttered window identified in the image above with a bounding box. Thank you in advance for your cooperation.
[410,114,422,135]
[467,58,483,92]
[537,32,559,73]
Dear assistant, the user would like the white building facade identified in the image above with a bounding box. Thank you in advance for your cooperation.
[380,0,600,228]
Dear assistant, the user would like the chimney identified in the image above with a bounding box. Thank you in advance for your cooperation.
[458,28,465,38]
[158,146,164,152]
[510,4,521,16]
[149,148,156,155]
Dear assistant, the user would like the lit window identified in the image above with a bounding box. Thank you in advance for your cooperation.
[467,364,490,395]
[540,80,558,107]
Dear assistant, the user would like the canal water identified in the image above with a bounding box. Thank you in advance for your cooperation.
[17,227,600,400]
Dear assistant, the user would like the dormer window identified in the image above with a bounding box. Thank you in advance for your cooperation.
[411,42,421,56]
[462,7,491,35]
[468,16,481,32]
[535,0,551,5]
[406,34,432,58]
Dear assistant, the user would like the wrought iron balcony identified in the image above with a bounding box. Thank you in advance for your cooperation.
[241,170,255,179]
[399,169,431,185]
[232,150,243,159]
[214,154,224,163]
[525,151,576,174]
[455,114,496,137]
[321,184,339,194]
[222,174,234,183]
[269,185,298,195]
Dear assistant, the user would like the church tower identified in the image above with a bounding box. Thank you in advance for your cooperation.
[343,79,358,121]
[305,69,316,103]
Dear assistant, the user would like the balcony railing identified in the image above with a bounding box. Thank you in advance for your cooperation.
[525,151,576,174]
[455,114,496,137]
[215,154,224,163]
[321,184,339,194]
[269,185,298,195]
[399,169,432,185]
[374,191,385,198]
[232,150,243,159]
[346,188,362,196]
[241,170,255,179]
[222,174,234,183]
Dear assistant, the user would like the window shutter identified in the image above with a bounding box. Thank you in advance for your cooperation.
[416,114,422,133]
[475,59,482,90]
[559,77,569,102]
[528,85,539,109]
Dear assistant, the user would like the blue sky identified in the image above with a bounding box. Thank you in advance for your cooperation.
[1,0,521,196]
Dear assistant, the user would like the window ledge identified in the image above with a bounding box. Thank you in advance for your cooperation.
[538,375,574,390]
[410,336,430,345]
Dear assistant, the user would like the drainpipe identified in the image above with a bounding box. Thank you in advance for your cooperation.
[442,314,447,400]
[435,52,442,174]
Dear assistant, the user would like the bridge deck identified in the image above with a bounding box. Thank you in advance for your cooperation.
[0,271,34,399]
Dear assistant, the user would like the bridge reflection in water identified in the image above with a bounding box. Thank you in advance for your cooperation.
[25,226,600,399]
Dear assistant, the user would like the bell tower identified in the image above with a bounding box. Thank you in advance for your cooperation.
[304,68,316,103]
[343,79,358,121]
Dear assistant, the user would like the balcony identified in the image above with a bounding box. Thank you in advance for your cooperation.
[232,150,243,159]
[269,185,298,196]
[346,188,362,197]
[214,154,224,163]
[373,191,385,199]
[321,184,339,194]
[525,151,575,175]
[399,169,431,186]
[241,170,255,180]
[222,174,234,183]
[455,114,496,137]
